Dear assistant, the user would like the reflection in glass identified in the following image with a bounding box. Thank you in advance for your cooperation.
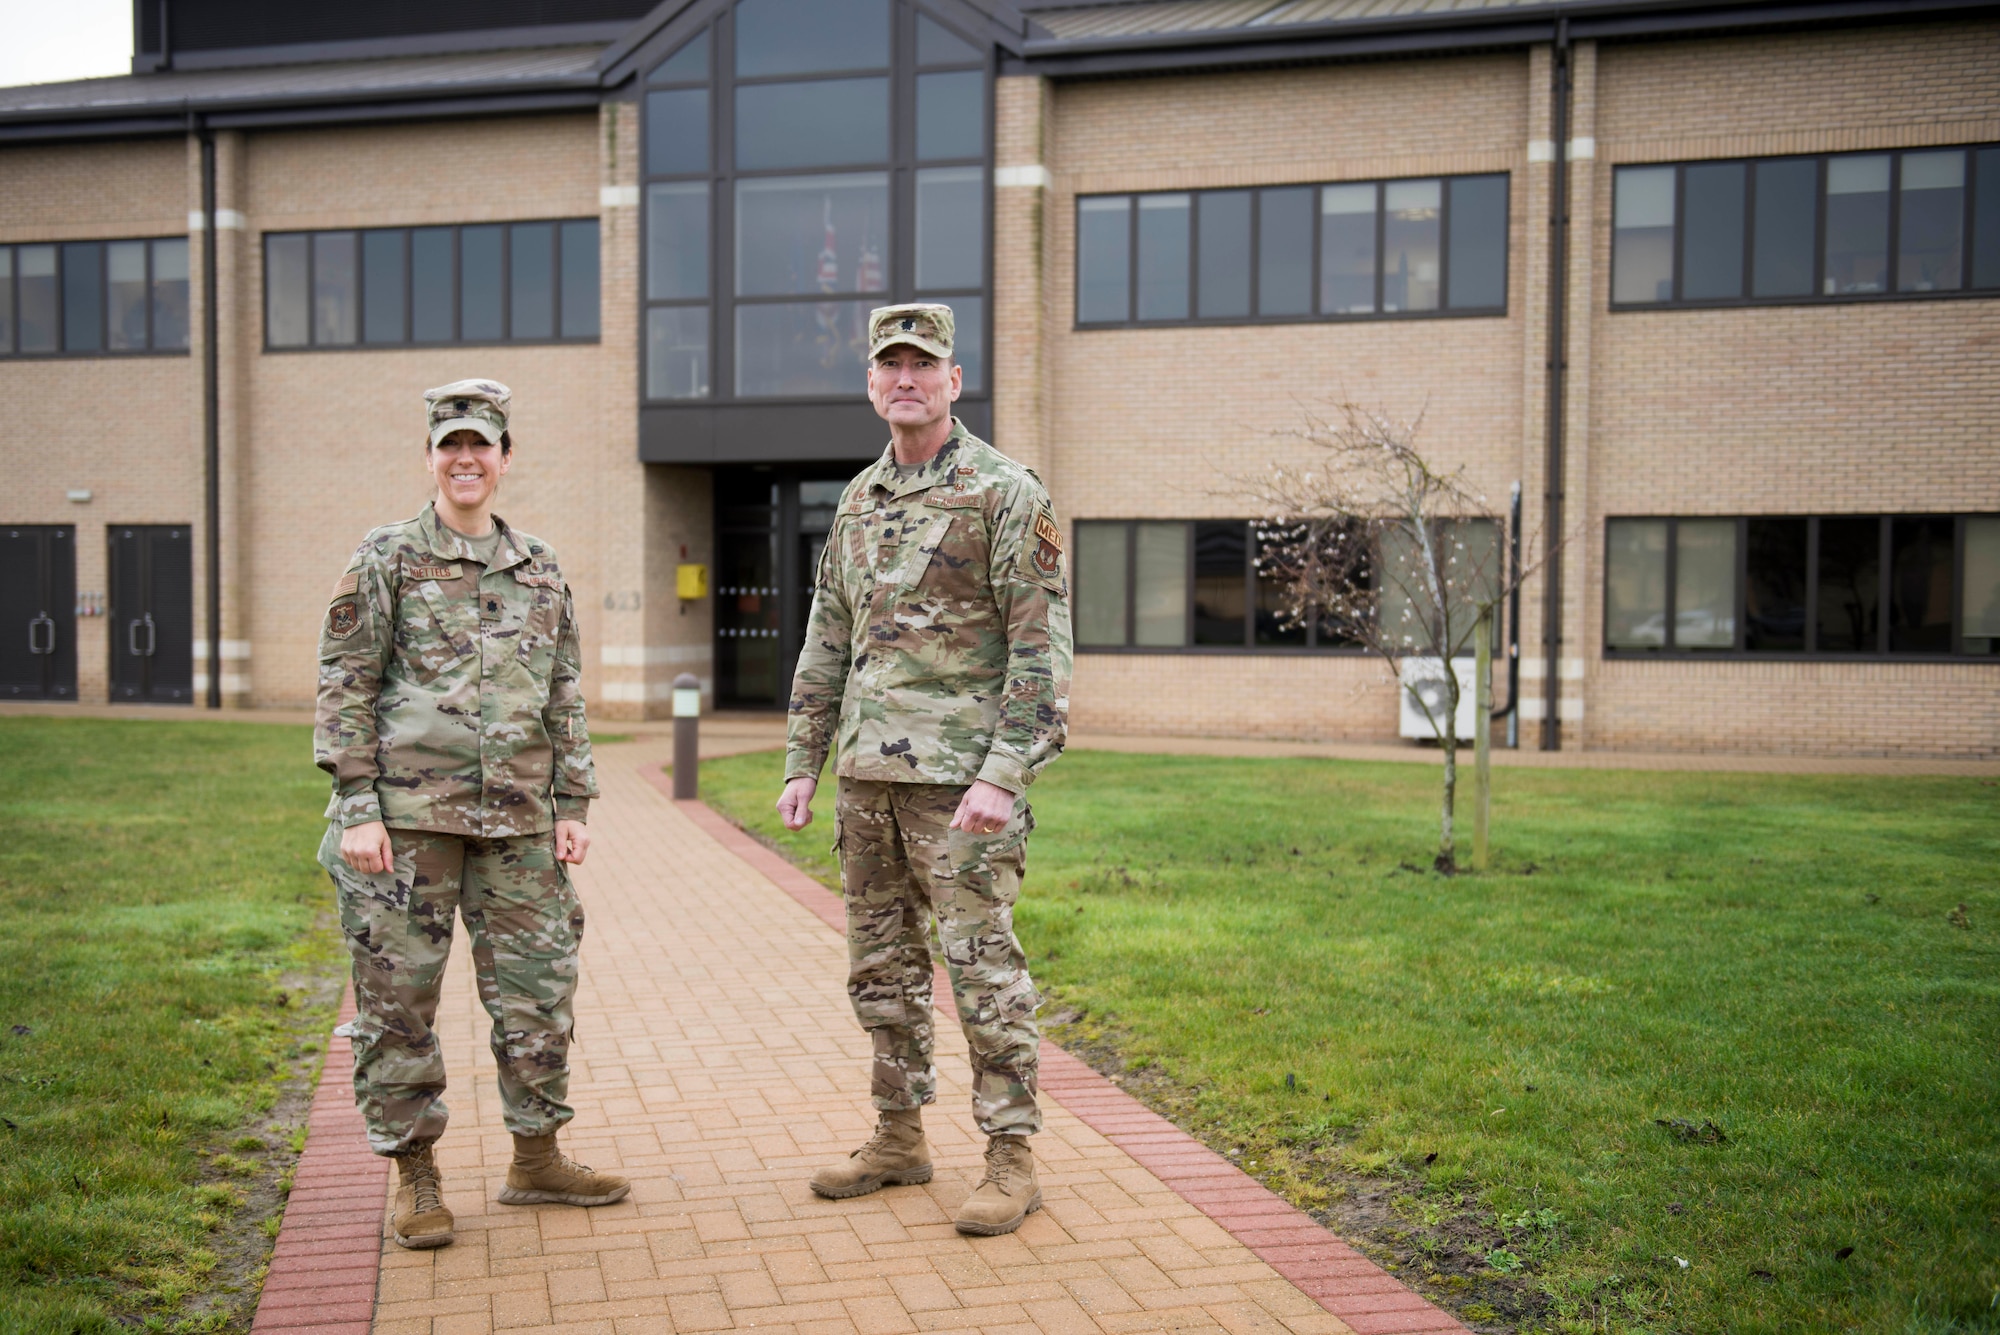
[735,0,887,77]
[1257,186,1312,316]
[363,230,406,344]
[1074,523,1128,646]
[1962,517,2000,651]
[1613,167,1675,303]
[1135,522,1189,646]
[460,225,503,342]
[1078,196,1130,322]
[1896,150,1964,292]
[0,250,12,351]
[916,167,982,290]
[151,238,189,350]
[1136,194,1190,321]
[917,12,981,65]
[16,245,56,352]
[647,306,709,399]
[715,515,778,704]
[1255,524,1306,646]
[917,71,982,161]
[411,228,454,343]
[736,78,887,170]
[650,28,708,83]
[646,88,709,177]
[1446,175,1506,309]
[1382,180,1440,312]
[1606,520,1669,648]
[943,295,983,392]
[1192,521,1246,645]
[1675,519,1736,648]
[1744,518,1807,651]
[1751,158,1817,297]
[1680,162,1745,300]
[737,173,889,297]
[63,242,103,352]
[1319,183,1376,314]
[264,235,309,347]
[1197,191,1251,319]
[560,220,600,339]
[1824,154,1889,294]
[106,241,148,350]
[649,182,710,300]
[509,222,555,340]
[1889,516,1954,652]
[736,299,871,396]
[1815,516,1880,652]
[1976,148,2000,290]
[312,232,357,346]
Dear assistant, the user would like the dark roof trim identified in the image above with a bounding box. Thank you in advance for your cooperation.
[1009,0,1991,77]
[132,21,636,75]
[204,89,604,131]
[0,114,188,144]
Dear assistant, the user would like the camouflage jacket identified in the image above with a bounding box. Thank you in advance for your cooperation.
[786,420,1072,793]
[314,503,596,837]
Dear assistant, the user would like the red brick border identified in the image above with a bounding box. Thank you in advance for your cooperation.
[249,983,389,1335]
[663,767,1468,1335]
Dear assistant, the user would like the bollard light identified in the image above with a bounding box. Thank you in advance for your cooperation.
[671,672,700,800]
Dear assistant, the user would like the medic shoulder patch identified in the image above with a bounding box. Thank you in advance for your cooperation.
[1030,511,1064,582]
[331,570,359,599]
[327,599,361,640]
[1033,511,1063,553]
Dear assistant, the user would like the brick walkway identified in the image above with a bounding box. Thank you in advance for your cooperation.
[313,754,1464,1335]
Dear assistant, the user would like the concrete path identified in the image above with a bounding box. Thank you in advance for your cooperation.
[333,749,1462,1335]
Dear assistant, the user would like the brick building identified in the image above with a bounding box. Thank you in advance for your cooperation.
[1,0,1994,756]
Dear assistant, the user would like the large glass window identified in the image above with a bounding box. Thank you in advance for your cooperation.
[1078,173,1508,326]
[1607,514,1996,657]
[0,237,188,357]
[643,1,988,404]
[263,221,598,349]
[1614,144,2000,307]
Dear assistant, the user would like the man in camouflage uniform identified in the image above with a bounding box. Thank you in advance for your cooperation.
[315,379,629,1250]
[777,304,1072,1236]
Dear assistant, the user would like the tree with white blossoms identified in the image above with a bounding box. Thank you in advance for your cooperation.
[1234,400,1554,873]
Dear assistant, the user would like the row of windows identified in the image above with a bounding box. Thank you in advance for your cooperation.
[1076,175,1509,327]
[263,221,600,350]
[640,0,988,404]
[1613,145,2000,307]
[0,239,189,357]
[1606,514,1999,657]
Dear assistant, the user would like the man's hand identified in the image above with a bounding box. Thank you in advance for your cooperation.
[340,820,395,875]
[777,776,817,831]
[950,779,1017,835]
[554,819,591,865]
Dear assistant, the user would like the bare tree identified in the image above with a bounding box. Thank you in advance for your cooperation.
[1233,400,1551,872]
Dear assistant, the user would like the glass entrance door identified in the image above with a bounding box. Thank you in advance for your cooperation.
[713,468,858,706]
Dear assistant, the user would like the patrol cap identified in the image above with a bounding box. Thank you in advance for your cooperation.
[423,379,511,447]
[867,303,954,361]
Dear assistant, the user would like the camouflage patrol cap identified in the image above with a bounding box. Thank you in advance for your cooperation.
[867,303,954,361]
[423,379,511,447]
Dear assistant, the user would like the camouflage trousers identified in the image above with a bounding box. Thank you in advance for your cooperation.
[835,779,1042,1137]
[317,823,584,1156]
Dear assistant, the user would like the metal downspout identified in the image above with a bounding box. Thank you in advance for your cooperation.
[200,121,221,709]
[1539,19,1571,750]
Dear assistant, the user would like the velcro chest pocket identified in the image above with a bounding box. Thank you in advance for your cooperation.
[398,577,477,681]
[896,514,956,589]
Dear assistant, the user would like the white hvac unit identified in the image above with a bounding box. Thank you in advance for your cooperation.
[1398,656,1480,740]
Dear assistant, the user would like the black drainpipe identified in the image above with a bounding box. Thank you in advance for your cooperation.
[1539,19,1571,750]
[158,0,173,70]
[200,119,221,709]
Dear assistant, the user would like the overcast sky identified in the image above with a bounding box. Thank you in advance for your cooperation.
[0,0,133,89]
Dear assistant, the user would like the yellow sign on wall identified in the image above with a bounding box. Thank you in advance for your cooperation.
[676,563,709,600]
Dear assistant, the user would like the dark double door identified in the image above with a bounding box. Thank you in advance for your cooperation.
[0,526,77,700]
[109,525,194,704]
[714,469,860,707]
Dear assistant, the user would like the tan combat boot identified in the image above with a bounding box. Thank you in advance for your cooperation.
[496,1133,632,1207]
[391,1144,455,1249]
[809,1108,932,1199]
[953,1134,1040,1236]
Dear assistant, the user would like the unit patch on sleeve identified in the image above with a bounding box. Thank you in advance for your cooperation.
[1031,511,1064,580]
[327,599,361,639]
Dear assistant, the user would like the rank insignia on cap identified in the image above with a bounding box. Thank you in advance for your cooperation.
[901,318,915,331]
[456,399,470,411]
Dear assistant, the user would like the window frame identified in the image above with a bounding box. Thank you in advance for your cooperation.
[1072,173,1511,331]
[638,1,994,407]
[1601,513,1995,660]
[1610,144,1999,312]
[260,219,600,352]
[0,237,190,359]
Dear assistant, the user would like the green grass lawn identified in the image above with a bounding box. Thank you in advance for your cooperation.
[0,718,340,1334]
[700,748,2000,1335]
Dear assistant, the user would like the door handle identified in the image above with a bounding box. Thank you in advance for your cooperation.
[28,615,54,655]
[143,614,157,657]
